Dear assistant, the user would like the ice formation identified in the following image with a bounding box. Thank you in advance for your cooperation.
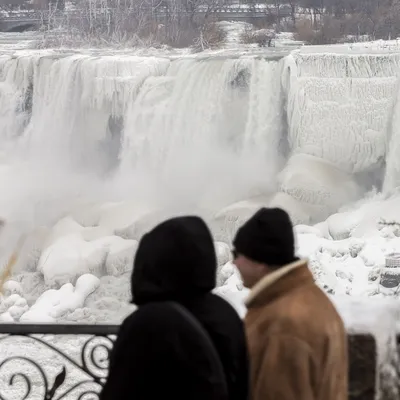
[271,52,400,224]
[0,43,400,333]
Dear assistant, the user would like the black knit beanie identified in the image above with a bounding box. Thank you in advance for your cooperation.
[233,207,297,267]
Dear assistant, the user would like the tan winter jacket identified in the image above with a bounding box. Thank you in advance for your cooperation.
[245,259,348,400]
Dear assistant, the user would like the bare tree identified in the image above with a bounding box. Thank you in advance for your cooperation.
[287,0,298,25]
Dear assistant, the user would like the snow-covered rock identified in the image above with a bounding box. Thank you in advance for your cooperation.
[37,234,108,286]
[1,280,23,297]
[0,292,29,322]
[20,274,100,323]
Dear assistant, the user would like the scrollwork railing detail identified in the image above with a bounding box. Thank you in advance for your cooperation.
[0,324,118,400]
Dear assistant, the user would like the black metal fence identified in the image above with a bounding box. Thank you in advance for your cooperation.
[0,324,119,400]
[0,325,397,400]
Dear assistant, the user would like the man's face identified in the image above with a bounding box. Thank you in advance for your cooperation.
[232,252,267,288]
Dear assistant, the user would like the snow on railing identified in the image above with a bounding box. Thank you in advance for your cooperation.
[0,323,397,400]
[0,324,118,400]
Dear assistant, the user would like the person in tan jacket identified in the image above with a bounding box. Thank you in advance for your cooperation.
[232,207,348,400]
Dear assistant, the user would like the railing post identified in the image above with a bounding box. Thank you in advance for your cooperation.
[349,334,376,400]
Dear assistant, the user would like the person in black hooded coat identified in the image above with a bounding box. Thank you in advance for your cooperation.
[100,216,249,400]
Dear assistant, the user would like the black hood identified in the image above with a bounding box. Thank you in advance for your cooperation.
[131,216,217,305]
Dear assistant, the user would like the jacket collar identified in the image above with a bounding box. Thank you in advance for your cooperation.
[245,259,313,308]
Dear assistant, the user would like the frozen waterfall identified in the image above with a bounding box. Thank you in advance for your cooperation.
[0,52,288,244]
[1,49,400,238]
[269,52,400,224]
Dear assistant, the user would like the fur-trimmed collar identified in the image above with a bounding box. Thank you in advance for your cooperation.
[245,259,309,307]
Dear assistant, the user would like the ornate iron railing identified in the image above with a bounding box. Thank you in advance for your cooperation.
[0,324,119,400]
[0,325,398,400]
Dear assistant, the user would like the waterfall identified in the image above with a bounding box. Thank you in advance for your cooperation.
[119,56,286,209]
[0,52,286,234]
[2,49,400,231]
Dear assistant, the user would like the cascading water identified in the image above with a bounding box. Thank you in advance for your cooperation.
[120,56,286,210]
[0,51,288,252]
[2,48,400,237]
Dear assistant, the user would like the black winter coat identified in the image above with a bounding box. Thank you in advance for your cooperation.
[100,216,249,400]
